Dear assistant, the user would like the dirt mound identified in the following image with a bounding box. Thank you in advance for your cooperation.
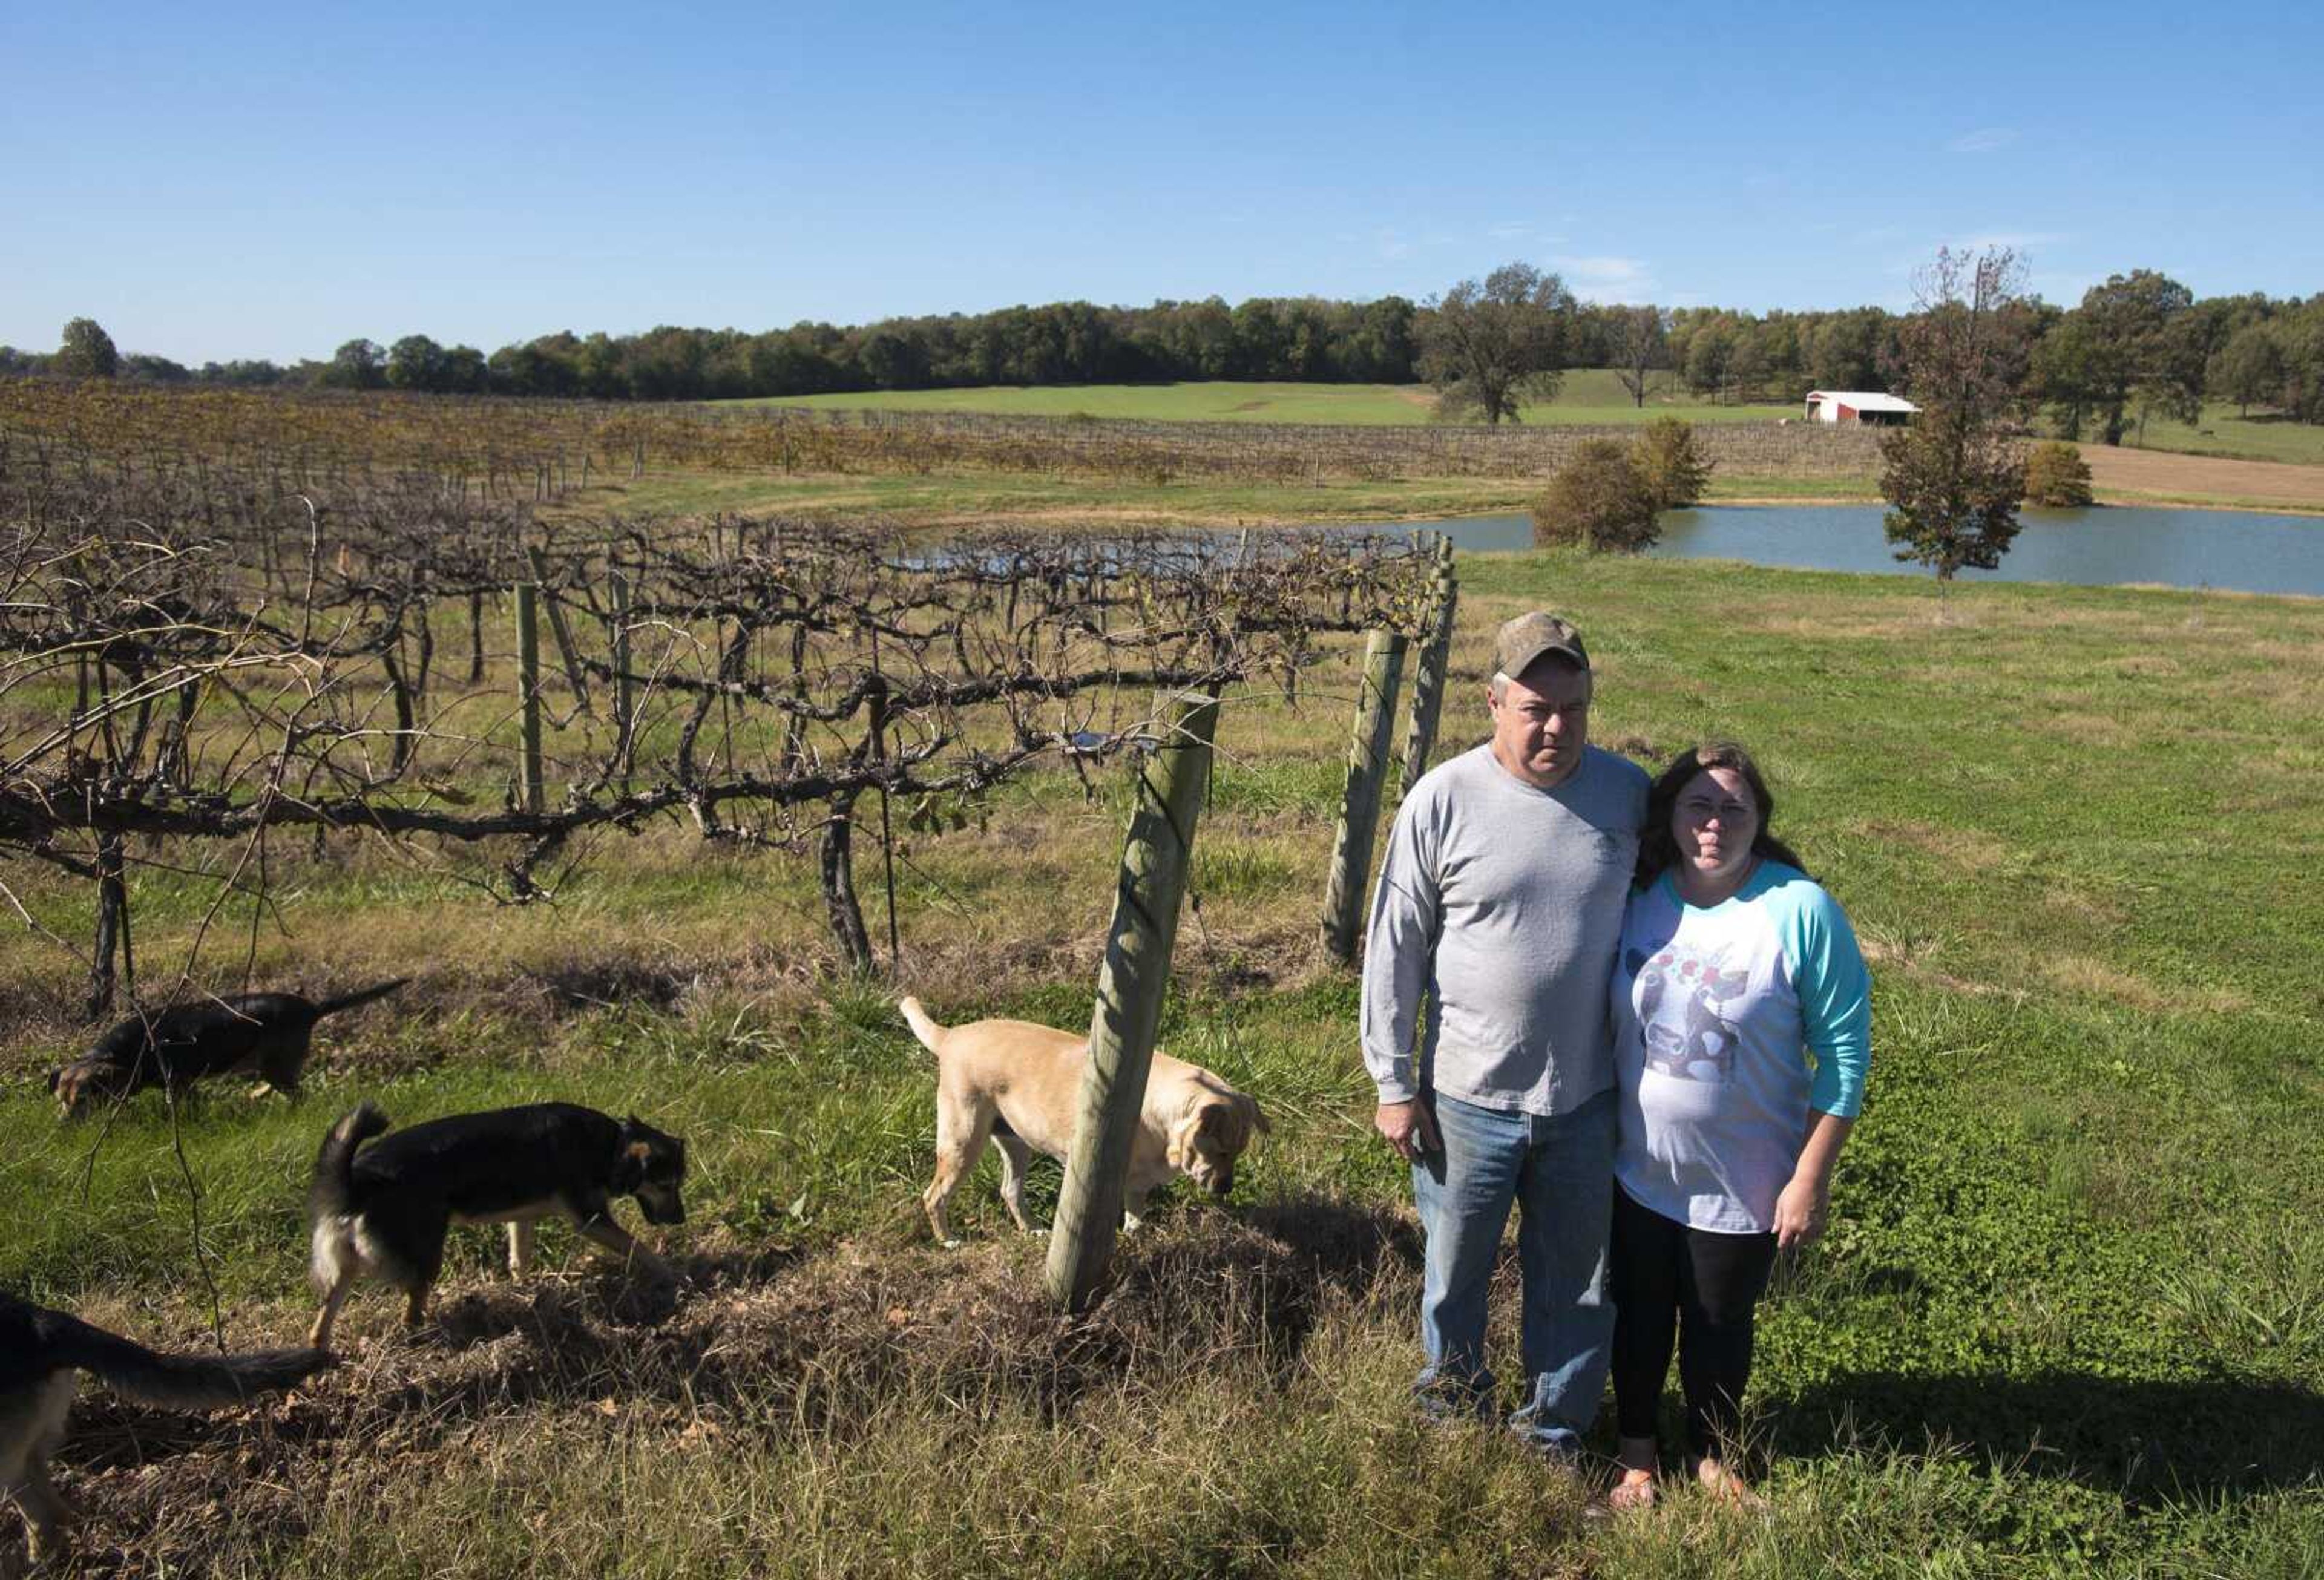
[50,1201,1422,1569]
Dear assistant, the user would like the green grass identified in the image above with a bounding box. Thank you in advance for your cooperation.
[734,370,1798,427]
[5,551,2322,1576]
[2096,401,2324,468]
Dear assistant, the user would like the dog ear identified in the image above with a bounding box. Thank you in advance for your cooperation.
[47,1067,61,1093]
[612,1138,651,1191]
[1241,1093,1270,1136]
[1166,1112,1204,1172]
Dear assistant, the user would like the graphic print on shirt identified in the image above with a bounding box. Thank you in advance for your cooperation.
[1629,943,1751,1083]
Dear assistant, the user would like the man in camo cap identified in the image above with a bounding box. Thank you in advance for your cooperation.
[1362,611,1648,1457]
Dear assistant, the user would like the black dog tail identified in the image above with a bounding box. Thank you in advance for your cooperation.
[309,1102,390,1220]
[52,1314,330,1409]
[310,977,410,1020]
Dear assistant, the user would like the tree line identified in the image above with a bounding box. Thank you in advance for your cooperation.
[9,271,2323,431]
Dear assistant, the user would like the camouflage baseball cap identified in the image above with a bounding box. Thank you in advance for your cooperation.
[1493,612,1590,679]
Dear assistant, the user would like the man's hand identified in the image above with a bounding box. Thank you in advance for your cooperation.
[1374,1098,1441,1164]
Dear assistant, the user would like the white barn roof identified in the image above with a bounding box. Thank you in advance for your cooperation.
[1805,390,1917,413]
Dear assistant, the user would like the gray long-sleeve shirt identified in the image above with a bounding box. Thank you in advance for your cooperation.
[1361,742,1648,1116]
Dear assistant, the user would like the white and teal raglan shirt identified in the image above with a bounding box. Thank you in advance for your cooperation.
[1611,861,1871,1234]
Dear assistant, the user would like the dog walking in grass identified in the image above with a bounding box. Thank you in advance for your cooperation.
[899,996,1268,1246]
[1,1293,328,1579]
[305,1101,689,1350]
[49,978,409,1116]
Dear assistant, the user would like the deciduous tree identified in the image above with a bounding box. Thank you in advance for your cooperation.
[1417,263,1573,424]
[1880,247,2029,585]
[1633,418,1712,511]
[1609,305,1667,408]
[55,317,119,378]
[326,338,387,391]
[2038,269,2200,445]
[1532,439,1659,551]
[2210,324,2285,418]
[387,334,450,393]
[2021,441,2093,506]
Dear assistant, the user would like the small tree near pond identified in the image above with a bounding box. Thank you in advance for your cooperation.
[1532,420,1712,552]
[1880,247,2029,586]
[1532,439,1657,551]
[1633,417,1713,511]
[2022,441,2093,506]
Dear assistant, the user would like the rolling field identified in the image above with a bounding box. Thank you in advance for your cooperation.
[742,370,1799,426]
[2095,402,2324,468]
[4,547,2321,1576]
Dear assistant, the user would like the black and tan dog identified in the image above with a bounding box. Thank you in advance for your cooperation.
[1,1292,327,1578]
[305,1102,688,1350]
[48,979,410,1116]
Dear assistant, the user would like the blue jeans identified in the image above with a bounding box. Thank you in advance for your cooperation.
[1411,1087,1615,1454]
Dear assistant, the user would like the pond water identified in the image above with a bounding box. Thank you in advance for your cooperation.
[1357,505,2324,598]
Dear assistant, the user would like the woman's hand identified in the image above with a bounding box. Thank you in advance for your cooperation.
[1773,1173,1829,1249]
[1777,1109,1855,1250]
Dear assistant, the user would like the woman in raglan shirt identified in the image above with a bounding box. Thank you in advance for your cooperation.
[1603,743,1871,1511]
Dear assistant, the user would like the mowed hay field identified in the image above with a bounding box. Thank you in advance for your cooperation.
[743,370,1799,426]
[4,549,2323,1577]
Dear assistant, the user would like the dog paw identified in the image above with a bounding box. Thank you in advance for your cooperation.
[1022,1222,1051,1237]
[939,1237,964,1250]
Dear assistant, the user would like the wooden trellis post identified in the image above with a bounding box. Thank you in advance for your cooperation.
[1319,629,1408,965]
[1399,536,1459,801]
[524,546,592,707]
[1047,693,1221,1314]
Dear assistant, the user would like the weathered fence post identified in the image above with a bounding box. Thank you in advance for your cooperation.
[1398,537,1459,801]
[515,579,544,815]
[1046,693,1221,1313]
[524,546,592,708]
[1319,629,1408,965]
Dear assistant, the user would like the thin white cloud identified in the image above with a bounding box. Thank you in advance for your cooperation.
[1487,221,1534,240]
[1551,254,1656,304]
[1948,127,2018,154]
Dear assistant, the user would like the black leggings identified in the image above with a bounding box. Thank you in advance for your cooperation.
[1609,1185,1779,1458]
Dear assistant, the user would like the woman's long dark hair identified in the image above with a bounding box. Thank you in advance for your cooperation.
[1635,741,1811,888]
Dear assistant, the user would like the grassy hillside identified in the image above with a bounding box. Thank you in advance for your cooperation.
[4,549,2320,1576]
[2086,401,2324,468]
[743,370,1799,426]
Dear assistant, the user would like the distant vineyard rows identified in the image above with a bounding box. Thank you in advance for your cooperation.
[0,381,1883,496]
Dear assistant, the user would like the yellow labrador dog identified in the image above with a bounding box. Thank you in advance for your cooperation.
[899,997,1268,1246]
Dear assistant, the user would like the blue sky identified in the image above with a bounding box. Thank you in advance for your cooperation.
[4,1,2318,365]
